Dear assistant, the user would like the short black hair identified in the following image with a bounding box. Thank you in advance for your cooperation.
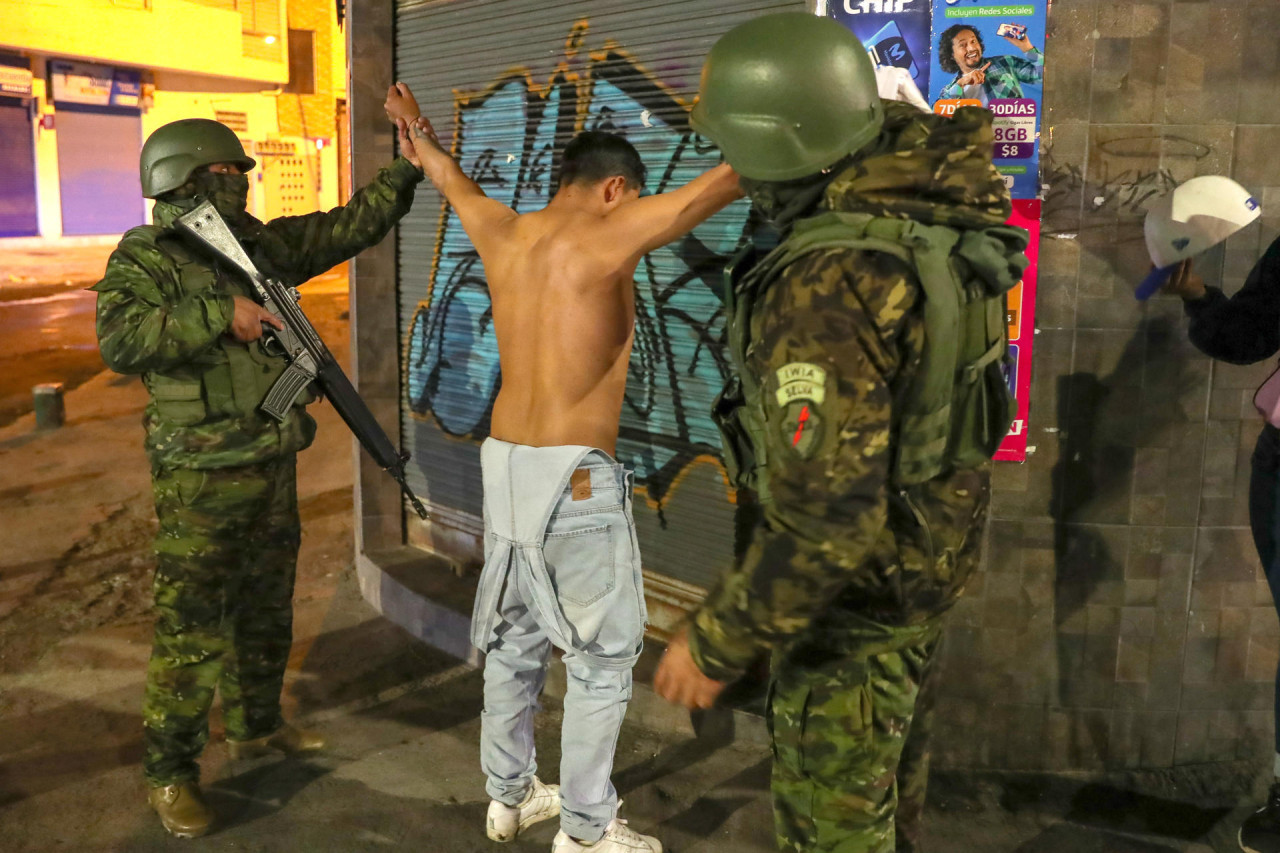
[557,131,646,192]
[938,25,984,75]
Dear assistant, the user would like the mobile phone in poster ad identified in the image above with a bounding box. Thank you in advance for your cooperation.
[994,199,1041,461]
[816,0,933,99]
[928,1,1046,200]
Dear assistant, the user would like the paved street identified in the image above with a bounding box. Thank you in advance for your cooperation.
[0,287,102,426]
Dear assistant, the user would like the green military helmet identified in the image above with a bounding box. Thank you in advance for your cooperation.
[690,13,884,182]
[139,118,256,198]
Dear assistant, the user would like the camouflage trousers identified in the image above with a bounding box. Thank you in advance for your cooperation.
[142,455,301,787]
[768,615,943,853]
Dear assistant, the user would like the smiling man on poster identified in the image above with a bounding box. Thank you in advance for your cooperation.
[937,21,1042,104]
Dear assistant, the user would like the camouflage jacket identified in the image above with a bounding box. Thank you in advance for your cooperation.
[92,157,422,470]
[689,102,1010,680]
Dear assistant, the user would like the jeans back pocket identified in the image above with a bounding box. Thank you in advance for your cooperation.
[544,523,615,607]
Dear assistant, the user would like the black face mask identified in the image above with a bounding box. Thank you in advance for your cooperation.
[739,166,843,228]
[192,171,250,221]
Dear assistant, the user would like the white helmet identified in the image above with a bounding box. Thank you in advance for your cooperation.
[1136,175,1261,299]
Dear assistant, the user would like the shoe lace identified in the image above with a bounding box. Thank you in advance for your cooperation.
[606,819,644,843]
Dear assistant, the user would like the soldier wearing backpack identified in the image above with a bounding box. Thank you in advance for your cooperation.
[654,14,1028,853]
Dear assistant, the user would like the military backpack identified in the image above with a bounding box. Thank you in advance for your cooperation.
[717,208,1029,494]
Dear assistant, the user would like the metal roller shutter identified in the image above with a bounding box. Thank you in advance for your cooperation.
[0,100,37,238]
[395,0,800,591]
[56,105,146,236]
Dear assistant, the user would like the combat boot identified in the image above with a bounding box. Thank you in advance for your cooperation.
[226,722,326,760]
[148,781,213,838]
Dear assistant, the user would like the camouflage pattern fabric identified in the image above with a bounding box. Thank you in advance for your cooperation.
[769,624,940,853]
[892,634,940,853]
[92,157,422,471]
[825,102,1011,231]
[143,457,299,786]
[688,100,1008,850]
[91,157,421,787]
[687,246,992,676]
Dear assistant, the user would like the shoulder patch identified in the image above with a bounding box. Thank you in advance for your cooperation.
[781,401,823,457]
[774,362,827,407]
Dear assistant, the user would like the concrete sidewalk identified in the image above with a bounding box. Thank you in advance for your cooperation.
[0,305,1265,851]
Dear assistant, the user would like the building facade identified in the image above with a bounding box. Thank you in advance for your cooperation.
[0,0,348,242]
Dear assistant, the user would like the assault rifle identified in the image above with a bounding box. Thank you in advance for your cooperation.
[175,200,429,520]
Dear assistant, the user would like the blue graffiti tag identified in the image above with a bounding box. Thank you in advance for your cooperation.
[405,32,752,501]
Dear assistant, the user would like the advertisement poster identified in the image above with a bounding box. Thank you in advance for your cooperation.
[815,0,933,106]
[821,0,1047,462]
[928,0,1045,200]
[994,199,1039,461]
[50,60,142,109]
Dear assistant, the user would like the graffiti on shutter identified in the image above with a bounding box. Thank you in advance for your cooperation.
[403,22,753,507]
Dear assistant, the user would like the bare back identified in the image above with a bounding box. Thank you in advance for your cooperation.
[482,206,639,455]
[400,110,740,456]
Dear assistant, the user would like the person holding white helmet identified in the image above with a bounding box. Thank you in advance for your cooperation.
[1138,175,1261,300]
[1155,179,1280,853]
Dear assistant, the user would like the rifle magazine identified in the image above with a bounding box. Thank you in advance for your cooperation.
[261,361,316,421]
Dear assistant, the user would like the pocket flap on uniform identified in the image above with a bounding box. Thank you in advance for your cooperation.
[147,379,207,425]
[149,381,203,401]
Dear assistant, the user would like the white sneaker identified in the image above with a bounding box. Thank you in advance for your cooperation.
[487,776,561,842]
[551,818,662,852]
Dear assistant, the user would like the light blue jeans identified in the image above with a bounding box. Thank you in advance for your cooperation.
[472,438,647,842]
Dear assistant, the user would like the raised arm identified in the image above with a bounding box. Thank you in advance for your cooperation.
[256,157,422,281]
[602,163,743,258]
[385,82,516,255]
[1001,34,1044,84]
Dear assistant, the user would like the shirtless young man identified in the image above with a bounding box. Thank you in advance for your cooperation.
[386,83,740,853]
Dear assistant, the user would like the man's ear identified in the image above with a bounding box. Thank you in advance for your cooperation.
[602,175,628,204]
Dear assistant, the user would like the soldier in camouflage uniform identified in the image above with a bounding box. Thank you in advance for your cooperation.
[92,118,423,838]
[655,14,1026,853]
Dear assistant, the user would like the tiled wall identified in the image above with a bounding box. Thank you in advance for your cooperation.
[935,0,1280,771]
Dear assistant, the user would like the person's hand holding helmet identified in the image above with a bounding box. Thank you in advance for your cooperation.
[1161,259,1207,301]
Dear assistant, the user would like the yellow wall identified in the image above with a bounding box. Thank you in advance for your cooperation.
[0,0,288,84]
[276,0,345,211]
[142,86,284,222]
[4,0,349,240]
[29,66,63,239]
